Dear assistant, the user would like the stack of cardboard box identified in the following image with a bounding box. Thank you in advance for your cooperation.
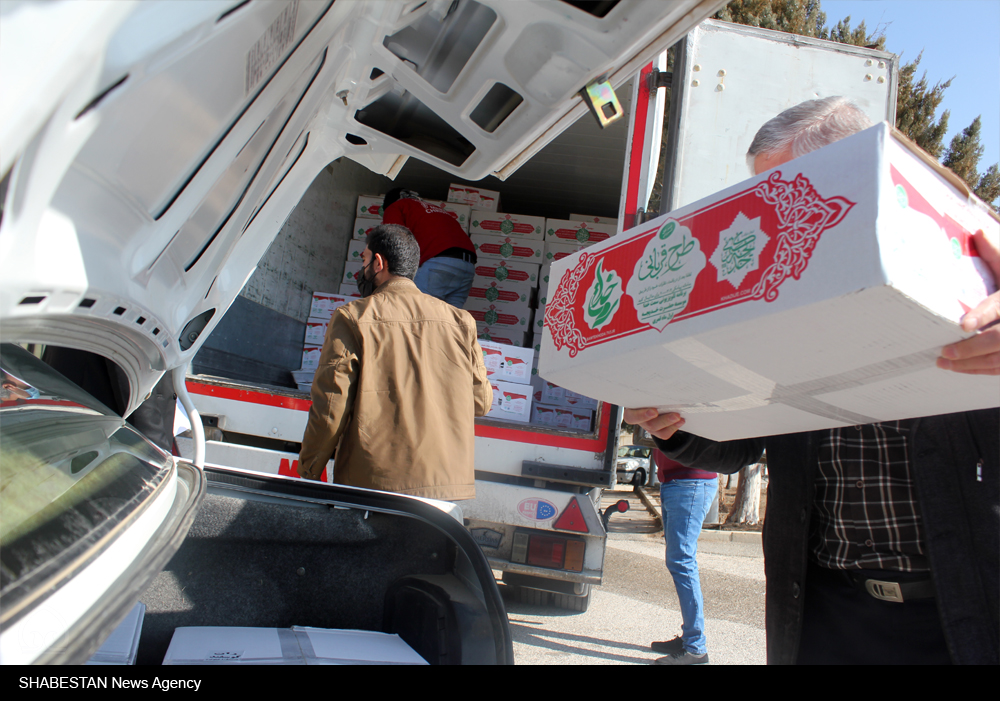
[294,291,353,390]
[480,340,534,424]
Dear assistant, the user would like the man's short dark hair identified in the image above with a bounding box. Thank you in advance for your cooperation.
[366,224,420,280]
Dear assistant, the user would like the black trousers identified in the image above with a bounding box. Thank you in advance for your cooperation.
[796,561,951,664]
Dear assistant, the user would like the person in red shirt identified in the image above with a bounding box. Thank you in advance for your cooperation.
[381,188,477,307]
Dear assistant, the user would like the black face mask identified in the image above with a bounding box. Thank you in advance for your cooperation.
[357,260,377,297]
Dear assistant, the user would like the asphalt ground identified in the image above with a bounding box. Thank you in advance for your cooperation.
[500,486,766,665]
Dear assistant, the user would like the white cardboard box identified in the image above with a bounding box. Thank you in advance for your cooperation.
[470,211,545,239]
[163,626,427,665]
[304,316,331,345]
[309,292,352,319]
[301,345,323,371]
[448,183,500,211]
[346,239,366,264]
[570,213,619,227]
[476,325,527,347]
[472,234,544,263]
[479,340,535,384]
[352,217,378,241]
[486,380,533,423]
[538,123,1000,441]
[339,282,362,297]
[465,297,533,332]
[467,277,534,307]
[545,218,616,245]
[343,261,364,286]
[356,194,384,219]
[474,259,540,285]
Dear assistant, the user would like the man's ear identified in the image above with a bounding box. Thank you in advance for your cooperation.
[373,252,387,275]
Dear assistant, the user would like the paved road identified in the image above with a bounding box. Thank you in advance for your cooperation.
[501,487,767,665]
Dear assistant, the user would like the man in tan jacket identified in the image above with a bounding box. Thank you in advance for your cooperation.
[298,223,492,500]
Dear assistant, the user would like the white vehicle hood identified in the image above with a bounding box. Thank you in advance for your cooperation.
[0,0,725,416]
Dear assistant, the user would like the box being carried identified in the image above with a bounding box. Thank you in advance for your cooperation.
[538,124,1000,441]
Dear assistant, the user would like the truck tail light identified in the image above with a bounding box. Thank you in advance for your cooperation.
[518,532,585,573]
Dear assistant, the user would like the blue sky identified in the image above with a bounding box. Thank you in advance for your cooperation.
[824,0,999,171]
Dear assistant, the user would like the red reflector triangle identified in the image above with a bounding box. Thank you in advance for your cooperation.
[553,497,588,533]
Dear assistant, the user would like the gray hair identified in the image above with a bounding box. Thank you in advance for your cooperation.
[747,96,873,174]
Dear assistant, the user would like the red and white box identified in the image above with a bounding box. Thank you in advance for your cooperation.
[486,380,533,423]
[300,345,323,371]
[356,195,384,219]
[530,403,559,427]
[476,325,527,348]
[545,218,616,245]
[467,278,534,307]
[447,183,500,211]
[465,297,533,332]
[479,340,535,384]
[472,234,544,263]
[426,200,472,231]
[339,283,362,297]
[538,123,1000,441]
[353,217,378,241]
[304,317,330,345]
[309,292,352,319]
[342,261,364,286]
[570,213,619,227]
[470,211,545,240]
[474,259,540,285]
[346,239,367,264]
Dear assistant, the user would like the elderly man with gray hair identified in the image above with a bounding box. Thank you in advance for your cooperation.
[631,97,999,665]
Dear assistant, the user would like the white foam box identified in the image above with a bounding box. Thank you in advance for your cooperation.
[538,123,1000,441]
[486,379,533,423]
[474,258,540,285]
[309,292,352,319]
[472,234,544,263]
[343,260,363,286]
[476,324,528,347]
[339,282,362,297]
[570,213,619,227]
[545,218,616,245]
[470,211,545,240]
[465,297,533,333]
[163,626,427,665]
[352,217,378,241]
[356,194,384,220]
[301,344,323,371]
[447,183,500,211]
[479,340,534,384]
[467,277,534,308]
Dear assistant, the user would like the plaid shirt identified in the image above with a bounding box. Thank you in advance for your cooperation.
[811,420,929,572]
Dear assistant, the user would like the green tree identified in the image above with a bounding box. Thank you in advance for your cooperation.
[942,117,1000,207]
[895,52,951,157]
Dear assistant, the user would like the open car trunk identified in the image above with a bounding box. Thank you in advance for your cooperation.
[137,468,511,665]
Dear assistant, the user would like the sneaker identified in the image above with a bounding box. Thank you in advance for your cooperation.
[650,637,684,654]
[653,649,709,665]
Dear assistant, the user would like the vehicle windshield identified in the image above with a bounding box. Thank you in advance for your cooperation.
[617,446,650,459]
[0,344,173,620]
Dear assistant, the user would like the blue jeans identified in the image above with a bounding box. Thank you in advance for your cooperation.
[413,257,475,308]
[660,479,717,655]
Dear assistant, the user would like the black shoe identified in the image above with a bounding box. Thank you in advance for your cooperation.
[651,637,684,654]
[653,650,709,665]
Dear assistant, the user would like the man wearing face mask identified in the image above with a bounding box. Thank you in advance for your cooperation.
[298,223,493,500]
